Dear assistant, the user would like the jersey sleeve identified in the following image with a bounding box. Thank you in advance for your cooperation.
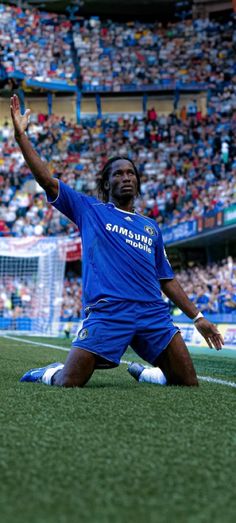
[46,180,92,229]
[155,227,174,279]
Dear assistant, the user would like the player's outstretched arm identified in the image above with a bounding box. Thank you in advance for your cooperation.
[160,277,224,350]
[10,94,58,199]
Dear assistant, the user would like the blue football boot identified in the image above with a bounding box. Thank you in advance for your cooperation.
[127,362,145,381]
[20,362,63,383]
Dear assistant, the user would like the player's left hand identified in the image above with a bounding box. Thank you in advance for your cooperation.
[195,318,224,350]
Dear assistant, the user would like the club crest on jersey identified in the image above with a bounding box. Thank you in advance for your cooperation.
[79,328,88,340]
[144,225,155,236]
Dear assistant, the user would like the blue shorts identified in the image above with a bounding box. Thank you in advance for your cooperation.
[72,299,179,368]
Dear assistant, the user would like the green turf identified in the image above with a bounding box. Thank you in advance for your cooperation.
[0,336,235,523]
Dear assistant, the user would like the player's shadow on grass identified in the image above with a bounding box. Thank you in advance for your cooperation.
[88,375,134,389]
[88,381,134,389]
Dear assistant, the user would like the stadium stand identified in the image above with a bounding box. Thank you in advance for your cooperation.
[0,272,82,322]
[174,257,236,315]
[0,3,76,84]
[0,4,235,91]
[73,16,235,91]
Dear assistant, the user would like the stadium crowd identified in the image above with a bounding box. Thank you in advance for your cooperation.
[0,3,75,84]
[0,3,235,91]
[61,274,82,321]
[73,16,235,90]
[176,257,236,315]
[0,275,36,320]
[0,272,82,321]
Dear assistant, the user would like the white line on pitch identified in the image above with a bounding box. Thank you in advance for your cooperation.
[4,335,70,352]
[3,335,236,388]
[197,376,236,387]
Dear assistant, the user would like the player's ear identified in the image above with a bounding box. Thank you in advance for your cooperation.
[104,181,110,190]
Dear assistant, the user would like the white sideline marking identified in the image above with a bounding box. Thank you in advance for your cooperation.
[3,335,236,388]
[198,376,236,387]
[4,335,70,352]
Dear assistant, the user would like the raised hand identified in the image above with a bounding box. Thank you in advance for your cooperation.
[10,94,31,139]
[195,318,224,350]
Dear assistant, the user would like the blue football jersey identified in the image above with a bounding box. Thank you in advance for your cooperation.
[48,181,174,307]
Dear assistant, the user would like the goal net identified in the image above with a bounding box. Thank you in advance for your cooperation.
[0,237,66,335]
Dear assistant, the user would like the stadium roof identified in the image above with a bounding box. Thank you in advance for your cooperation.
[2,0,181,20]
[3,1,231,21]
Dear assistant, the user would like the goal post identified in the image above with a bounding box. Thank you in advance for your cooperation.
[0,237,66,335]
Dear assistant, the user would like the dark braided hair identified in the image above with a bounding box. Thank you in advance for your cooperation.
[97,156,141,202]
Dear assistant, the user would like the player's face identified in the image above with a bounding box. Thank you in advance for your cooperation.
[108,160,138,202]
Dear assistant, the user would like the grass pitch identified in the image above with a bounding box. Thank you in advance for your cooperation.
[0,336,235,523]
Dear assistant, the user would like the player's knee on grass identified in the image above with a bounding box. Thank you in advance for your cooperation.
[184,374,199,387]
[53,348,96,388]
[53,371,88,388]
[154,332,199,387]
[171,368,199,387]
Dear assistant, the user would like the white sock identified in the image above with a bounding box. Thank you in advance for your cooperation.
[42,364,64,385]
[139,367,167,386]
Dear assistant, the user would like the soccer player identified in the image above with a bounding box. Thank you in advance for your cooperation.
[10,94,224,388]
